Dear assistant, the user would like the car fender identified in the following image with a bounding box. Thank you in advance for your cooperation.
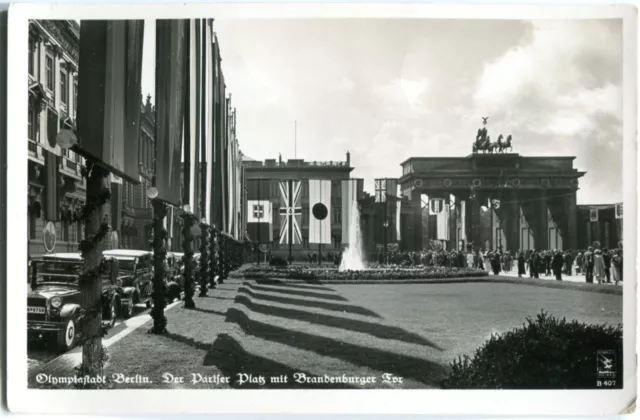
[59,303,81,319]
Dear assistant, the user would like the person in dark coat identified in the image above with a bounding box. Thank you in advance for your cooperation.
[517,251,526,278]
[583,247,594,283]
[530,250,540,278]
[603,248,612,283]
[490,252,501,275]
[552,249,564,281]
[544,251,552,276]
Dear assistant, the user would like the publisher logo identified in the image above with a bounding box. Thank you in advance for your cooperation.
[597,350,616,379]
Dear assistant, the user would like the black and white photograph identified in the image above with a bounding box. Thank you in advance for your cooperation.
[4,2,637,416]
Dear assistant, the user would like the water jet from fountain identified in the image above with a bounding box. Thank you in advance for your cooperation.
[339,200,366,271]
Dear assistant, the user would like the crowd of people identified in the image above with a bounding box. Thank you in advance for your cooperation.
[376,247,623,285]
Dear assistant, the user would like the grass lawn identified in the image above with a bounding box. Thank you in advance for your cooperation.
[331,282,622,364]
[44,278,622,390]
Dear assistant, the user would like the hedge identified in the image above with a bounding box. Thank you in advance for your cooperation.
[439,311,623,389]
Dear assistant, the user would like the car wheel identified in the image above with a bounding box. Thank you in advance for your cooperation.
[56,318,77,352]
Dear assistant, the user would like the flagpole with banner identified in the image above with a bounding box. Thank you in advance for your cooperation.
[73,19,145,380]
[150,19,189,333]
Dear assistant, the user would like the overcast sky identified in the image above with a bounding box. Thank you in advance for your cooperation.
[141,18,623,205]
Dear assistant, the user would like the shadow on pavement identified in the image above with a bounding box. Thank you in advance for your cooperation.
[237,286,381,318]
[244,282,348,301]
[225,307,449,387]
[234,294,443,350]
[254,279,335,292]
[203,333,356,389]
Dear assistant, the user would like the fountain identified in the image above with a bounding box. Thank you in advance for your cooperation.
[339,200,366,271]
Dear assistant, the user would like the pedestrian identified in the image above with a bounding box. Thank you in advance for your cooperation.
[530,250,540,278]
[593,249,606,284]
[491,252,501,275]
[517,251,526,278]
[583,247,594,283]
[552,249,564,281]
[544,251,552,276]
[603,248,612,283]
[575,251,583,275]
[612,249,623,285]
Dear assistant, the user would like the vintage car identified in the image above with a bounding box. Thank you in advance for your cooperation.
[102,249,153,318]
[27,253,119,352]
[165,252,183,303]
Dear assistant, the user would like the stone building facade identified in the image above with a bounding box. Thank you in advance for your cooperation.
[27,20,162,258]
[243,153,353,258]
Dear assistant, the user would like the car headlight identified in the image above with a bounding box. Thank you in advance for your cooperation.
[50,296,62,308]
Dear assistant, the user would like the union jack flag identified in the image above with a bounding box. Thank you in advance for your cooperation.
[375,179,387,203]
[279,180,303,244]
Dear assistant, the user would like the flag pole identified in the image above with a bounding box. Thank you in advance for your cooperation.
[294,120,297,159]
[257,180,261,265]
[288,180,293,262]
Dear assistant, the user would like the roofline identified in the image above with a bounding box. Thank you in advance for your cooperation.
[400,155,578,166]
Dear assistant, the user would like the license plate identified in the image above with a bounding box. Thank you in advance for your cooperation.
[27,307,45,314]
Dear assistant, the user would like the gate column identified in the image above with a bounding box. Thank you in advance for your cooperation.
[566,191,578,250]
[410,192,423,251]
[536,190,549,250]
[505,190,520,252]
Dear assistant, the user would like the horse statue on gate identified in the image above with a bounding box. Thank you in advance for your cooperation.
[501,134,513,152]
[472,116,515,154]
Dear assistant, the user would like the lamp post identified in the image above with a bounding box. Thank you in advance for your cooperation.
[180,204,197,309]
[383,219,389,264]
[198,217,209,297]
[147,185,168,334]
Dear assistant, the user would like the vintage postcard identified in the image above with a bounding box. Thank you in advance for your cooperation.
[3,2,637,416]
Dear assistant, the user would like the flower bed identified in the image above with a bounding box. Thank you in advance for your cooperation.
[230,265,488,281]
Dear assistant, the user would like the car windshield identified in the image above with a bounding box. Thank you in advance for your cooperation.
[117,260,136,272]
[33,260,80,285]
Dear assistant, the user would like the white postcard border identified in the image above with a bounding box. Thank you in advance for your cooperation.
[5,2,637,415]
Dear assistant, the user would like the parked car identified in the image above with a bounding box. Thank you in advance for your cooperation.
[102,249,153,318]
[164,252,182,303]
[27,253,119,352]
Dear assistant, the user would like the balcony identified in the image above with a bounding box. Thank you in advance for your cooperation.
[27,139,44,164]
[60,153,82,181]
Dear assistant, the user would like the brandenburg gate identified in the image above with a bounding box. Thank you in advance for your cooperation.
[398,121,585,252]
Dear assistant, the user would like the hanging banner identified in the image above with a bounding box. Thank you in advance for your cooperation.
[589,208,599,222]
[429,198,444,215]
[76,20,144,183]
[615,203,623,219]
[309,179,331,244]
[155,19,188,206]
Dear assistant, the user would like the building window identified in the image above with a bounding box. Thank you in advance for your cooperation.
[60,70,68,106]
[28,44,35,76]
[76,221,82,242]
[28,110,35,141]
[61,220,68,242]
[29,211,36,240]
[333,207,341,224]
[73,81,78,115]
[45,52,54,92]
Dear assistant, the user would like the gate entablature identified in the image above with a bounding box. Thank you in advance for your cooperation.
[399,153,585,194]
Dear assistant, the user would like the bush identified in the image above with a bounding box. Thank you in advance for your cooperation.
[439,312,623,389]
[269,256,289,267]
